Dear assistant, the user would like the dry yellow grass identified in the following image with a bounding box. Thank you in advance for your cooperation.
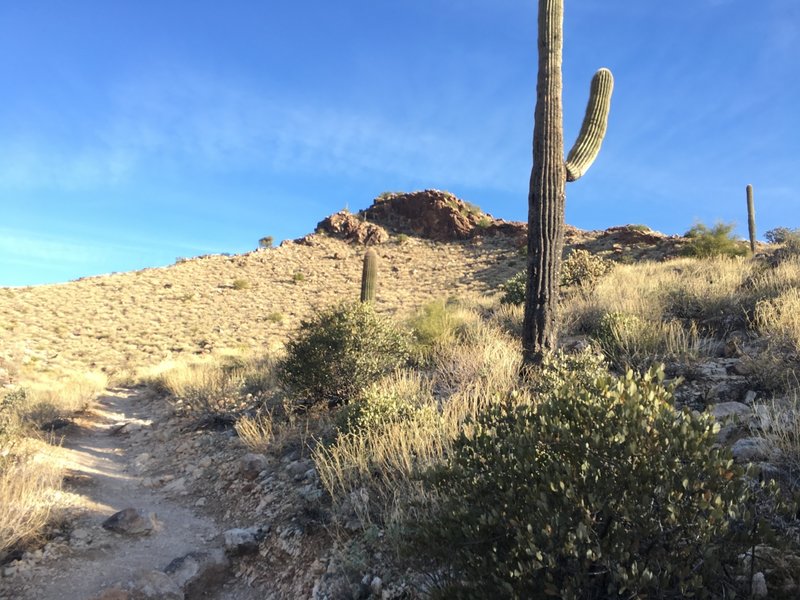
[0,440,63,554]
[754,395,800,476]
[235,412,275,453]
[561,255,800,368]
[0,235,520,387]
[755,287,800,353]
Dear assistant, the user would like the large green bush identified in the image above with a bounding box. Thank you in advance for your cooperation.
[278,303,410,407]
[682,222,748,258]
[404,363,757,599]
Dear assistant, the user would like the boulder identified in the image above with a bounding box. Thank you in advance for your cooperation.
[731,437,769,463]
[315,211,388,245]
[708,402,751,422]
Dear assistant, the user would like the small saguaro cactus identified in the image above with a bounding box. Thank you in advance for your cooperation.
[523,0,614,363]
[746,184,756,254]
[360,249,378,303]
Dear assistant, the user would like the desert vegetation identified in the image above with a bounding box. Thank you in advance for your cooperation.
[2,200,800,597]
[89,239,797,597]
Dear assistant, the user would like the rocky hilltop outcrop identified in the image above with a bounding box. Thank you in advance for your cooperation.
[316,190,525,243]
[315,189,683,263]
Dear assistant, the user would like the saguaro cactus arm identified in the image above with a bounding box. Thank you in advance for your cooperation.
[565,68,614,182]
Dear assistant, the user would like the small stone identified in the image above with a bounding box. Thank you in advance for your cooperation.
[240,453,269,480]
[70,527,91,541]
[163,477,186,493]
[133,453,151,469]
[164,549,230,597]
[132,570,184,599]
[371,576,383,595]
[299,484,323,502]
[194,497,207,507]
[751,572,768,598]
[743,390,758,405]
[223,526,268,555]
[198,456,212,468]
[102,508,156,536]
[716,424,738,444]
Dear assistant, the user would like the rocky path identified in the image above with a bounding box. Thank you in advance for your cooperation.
[1,390,260,600]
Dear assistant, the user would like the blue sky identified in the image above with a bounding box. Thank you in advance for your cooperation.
[1,0,798,286]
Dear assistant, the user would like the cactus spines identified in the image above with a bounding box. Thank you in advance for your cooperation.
[746,184,756,254]
[360,249,378,303]
[523,0,614,363]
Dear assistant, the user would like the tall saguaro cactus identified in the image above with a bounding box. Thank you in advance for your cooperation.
[746,184,756,254]
[523,0,614,363]
[360,249,378,303]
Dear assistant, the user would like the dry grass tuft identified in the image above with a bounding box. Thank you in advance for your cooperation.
[142,353,268,414]
[235,412,275,453]
[0,440,63,554]
[19,371,107,427]
[755,287,800,353]
[753,394,800,484]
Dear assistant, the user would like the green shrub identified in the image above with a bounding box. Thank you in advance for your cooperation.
[405,366,757,599]
[265,311,284,324]
[500,271,526,305]
[258,236,274,248]
[232,278,250,290]
[682,222,748,258]
[407,298,473,351]
[0,388,25,444]
[278,303,410,407]
[765,227,800,245]
[560,248,613,289]
[337,371,437,434]
[765,227,800,263]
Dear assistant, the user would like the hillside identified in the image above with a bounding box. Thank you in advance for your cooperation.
[0,190,681,387]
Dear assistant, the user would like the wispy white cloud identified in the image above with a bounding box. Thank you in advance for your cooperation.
[0,68,524,193]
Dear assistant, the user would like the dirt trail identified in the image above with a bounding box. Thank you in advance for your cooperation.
[2,390,257,600]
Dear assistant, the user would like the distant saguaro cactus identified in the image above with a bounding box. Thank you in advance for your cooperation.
[746,184,756,254]
[523,0,614,363]
[360,249,378,303]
